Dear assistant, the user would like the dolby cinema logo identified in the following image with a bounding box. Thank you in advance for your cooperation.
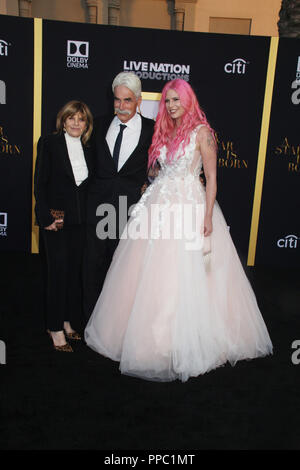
[67,40,89,69]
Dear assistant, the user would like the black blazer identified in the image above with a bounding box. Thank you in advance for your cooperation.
[34,133,93,228]
[86,114,154,225]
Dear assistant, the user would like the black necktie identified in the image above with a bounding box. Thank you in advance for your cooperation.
[113,124,127,169]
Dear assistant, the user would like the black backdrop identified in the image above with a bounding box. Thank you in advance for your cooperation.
[0,16,34,252]
[0,14,299,267]
[255,38,300,267]
[42,20,270,260]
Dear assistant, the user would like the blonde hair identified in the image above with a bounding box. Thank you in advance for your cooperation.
[56,100,93,145]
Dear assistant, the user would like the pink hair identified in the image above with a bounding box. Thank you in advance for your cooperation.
[148,79,214,168]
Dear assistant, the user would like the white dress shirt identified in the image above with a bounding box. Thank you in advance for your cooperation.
[106,113,142,171]
[64,132,88,186]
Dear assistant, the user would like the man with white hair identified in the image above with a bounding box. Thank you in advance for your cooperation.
[83,71,154,319]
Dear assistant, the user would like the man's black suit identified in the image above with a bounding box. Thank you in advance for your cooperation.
[83,114,154,318]
[34,133,93,331]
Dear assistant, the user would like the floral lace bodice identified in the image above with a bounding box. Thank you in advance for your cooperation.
[130,126,206,224]
[157,125,204,181]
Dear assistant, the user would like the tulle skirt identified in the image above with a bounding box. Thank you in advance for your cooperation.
[85,178,273,382]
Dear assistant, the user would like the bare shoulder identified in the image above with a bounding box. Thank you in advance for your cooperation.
[196,126,216,150]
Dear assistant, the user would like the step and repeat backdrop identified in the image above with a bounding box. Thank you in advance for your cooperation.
[255,38,300,267]
[0,15,34,253]
[0,14,299,267]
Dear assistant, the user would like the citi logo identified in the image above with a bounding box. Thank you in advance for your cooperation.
[224,58,248,74]
[0,80,5,104]
[0,40,9,56]
[277,234,299,248]
[67,40,89,58]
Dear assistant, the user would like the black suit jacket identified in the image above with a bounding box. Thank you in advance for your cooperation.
[34,133,93,228]
[86,114,154,225]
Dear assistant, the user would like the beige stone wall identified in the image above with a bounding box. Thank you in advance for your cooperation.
[5,0,19,16]
[120,0,172,30]
[1,0,282,37]
[31,0,87,23]
[118,0,281,36]
[192,0,281,36]
[0,0,6,14]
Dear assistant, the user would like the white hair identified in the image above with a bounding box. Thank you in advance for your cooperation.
[112,72,142,99]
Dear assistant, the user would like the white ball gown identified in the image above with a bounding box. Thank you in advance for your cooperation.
[85,125,273,382]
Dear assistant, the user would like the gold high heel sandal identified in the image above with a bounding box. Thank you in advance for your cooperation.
[64,331,81,341]
[47,330,73,352]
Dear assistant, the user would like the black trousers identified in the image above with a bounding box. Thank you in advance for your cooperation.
[83,224,119,321]
[40,225,85,331]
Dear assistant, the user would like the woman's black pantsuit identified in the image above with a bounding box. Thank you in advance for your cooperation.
[34,133,93,331]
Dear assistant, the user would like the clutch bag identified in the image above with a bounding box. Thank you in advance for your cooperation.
[50,209,64,229]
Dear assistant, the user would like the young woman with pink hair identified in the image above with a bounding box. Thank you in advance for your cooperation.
[85,79,272,382]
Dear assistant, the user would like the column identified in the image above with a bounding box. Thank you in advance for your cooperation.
[174,7,185,31]
[85,0,98,24]
[108,0,120,26]
[0,0,7,15]
[18,0,31,17]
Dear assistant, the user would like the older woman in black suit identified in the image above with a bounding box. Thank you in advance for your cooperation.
[34,101,93,352]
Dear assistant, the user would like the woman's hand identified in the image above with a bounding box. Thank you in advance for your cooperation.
[148,164,160,183]
[203,214,213,237]
[44,220,64,231]
[141,183,148,195]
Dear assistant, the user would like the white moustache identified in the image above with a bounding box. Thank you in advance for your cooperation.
[115,108,131,115]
